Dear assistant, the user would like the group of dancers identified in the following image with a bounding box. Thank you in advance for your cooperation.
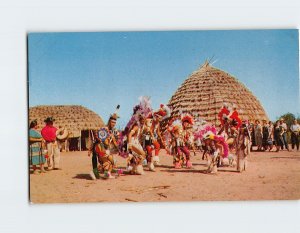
[88,97,250,180]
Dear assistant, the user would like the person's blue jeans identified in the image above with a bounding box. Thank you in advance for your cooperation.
[281,133,289,150]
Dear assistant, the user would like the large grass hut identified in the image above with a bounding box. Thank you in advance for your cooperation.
[29,105,105,151]
[168,62,269,124]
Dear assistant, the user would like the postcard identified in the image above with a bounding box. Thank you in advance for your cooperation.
[28,30,300,203]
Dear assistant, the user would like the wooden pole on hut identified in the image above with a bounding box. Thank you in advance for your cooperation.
[79,131,82,151]
[214,97,217,125]
[64,138,67,152]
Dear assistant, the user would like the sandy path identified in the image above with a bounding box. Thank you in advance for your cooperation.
[30,149,300,203]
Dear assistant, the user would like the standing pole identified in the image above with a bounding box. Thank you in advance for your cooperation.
[79,131,82,151]
[214,97,217,125]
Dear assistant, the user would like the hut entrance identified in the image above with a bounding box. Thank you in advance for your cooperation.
[69,137,79,151]
[80,130,90,151]
[67,130,90,151]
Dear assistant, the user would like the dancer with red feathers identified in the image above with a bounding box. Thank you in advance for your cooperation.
[170,113,194,169]
[229,105,242,128]
[218,104,242,152]
[151,104,170,165]
[218,103,230,126]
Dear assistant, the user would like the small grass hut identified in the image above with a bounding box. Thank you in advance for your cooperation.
[29,105,105,151]
[168,62,269,124]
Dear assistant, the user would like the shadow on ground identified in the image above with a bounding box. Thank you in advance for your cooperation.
[73,174,92,180]
[155,164,174,169]
[271,156,300,160]
[161,169,207,174]
[161,168,240,174]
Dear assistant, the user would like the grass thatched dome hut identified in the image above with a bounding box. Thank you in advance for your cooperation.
[29,105,105,151]
[168,62,269,124]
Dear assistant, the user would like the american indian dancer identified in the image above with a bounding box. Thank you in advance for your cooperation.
[170,113,194,169]
[118,96,152,175]
[235,120,251,172]
[150,104,170,165]
[201,130,229,173]
[88,105,121,180]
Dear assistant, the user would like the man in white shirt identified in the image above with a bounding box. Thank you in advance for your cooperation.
[290,119,300,151]
[279,118,289,151]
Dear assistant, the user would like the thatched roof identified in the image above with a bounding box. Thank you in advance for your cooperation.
[29,105,105,137]
[168,62,269,124]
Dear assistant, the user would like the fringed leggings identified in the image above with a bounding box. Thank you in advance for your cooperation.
[176,146,190,161]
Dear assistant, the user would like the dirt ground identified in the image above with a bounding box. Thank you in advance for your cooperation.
[30,149,300,203]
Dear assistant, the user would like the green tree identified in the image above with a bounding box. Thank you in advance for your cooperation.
[278,112,296,127]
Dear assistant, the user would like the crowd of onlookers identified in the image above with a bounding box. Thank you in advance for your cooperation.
[249,118,300,152]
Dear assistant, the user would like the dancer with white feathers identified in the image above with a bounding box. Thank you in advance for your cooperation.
[118,96,153,175]
[236,120,251,172]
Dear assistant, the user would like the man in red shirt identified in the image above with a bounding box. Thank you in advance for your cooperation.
[41,117,61,170]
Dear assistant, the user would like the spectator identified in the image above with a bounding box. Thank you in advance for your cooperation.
[41,117,61,170]
[29,120,46,174]
[248,120,256,151]
[267,121,274,151]
[254,120,263,151]
[290,119,300,151]
[274,121,283,152]
[262,120,269,151]
[279,118,289,151]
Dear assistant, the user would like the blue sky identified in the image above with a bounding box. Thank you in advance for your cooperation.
[28,30,299,127]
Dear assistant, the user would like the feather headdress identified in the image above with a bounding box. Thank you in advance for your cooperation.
[108,105,120,123]
[181,113,194,125]
[153,104,171,121]
[171,119,183,133]
[202,131,215,140]
[194,124,217,141]
[218,105,230,125]
[123,96,153,134]
[229,109,242,128]
[214,135,229,157]
[198,129,229,157]
[138,96,152,117]
[192,117,207,131]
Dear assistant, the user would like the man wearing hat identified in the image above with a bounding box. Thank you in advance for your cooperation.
[107,107,120,146]
[279,118,289,151]
[41,117,61,170]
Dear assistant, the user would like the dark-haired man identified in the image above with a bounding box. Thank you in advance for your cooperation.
[41,117,61,170]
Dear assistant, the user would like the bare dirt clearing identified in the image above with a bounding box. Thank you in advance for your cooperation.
[30,150,300,203]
